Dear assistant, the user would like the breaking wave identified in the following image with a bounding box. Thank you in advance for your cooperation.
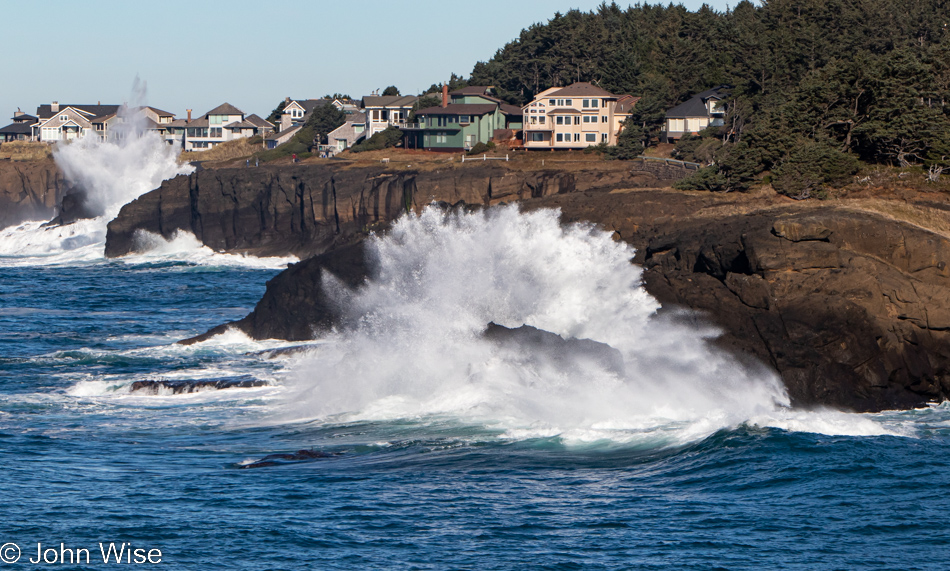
[279,206,896,446]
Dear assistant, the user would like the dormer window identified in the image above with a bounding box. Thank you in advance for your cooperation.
[59,115,67,122]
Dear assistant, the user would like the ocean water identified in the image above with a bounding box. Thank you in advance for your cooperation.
[2,129,950,570]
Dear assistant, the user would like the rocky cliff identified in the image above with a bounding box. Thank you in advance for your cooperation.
[186,188,950,413]
[130,161,950,412]
[105,161,689,258]
[0,159,67,229]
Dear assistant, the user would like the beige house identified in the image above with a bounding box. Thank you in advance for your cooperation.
[360,94,418,136]
[33,103,121,142]
[522,83,638,150]
[662,86,729,142]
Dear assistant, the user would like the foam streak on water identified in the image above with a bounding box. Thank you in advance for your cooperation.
[282,206,891,444]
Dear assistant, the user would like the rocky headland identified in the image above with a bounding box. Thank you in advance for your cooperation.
[0,158,68,229]
[103,160,950,412]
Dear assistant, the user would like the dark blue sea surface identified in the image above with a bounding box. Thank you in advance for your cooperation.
[2,261,950,570]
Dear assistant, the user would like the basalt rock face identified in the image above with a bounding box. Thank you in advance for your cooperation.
[105,162,688,258]
[531,192,950,412]
[192,190,950,412]
[0,158,68,229]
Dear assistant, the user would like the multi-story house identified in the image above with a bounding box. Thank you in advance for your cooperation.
[402,86,522,151]
[360,94,418,136]
[661,86,729,142]
[164,103,273,151]
[521,83,638,150]
[32,102,121,142]
[0,111,38,142]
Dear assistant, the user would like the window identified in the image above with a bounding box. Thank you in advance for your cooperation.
[602,133,608,142]
[556,133,563,142]
[354,124,364,133]
[211,127,222,138]
[565,99,572,106]
[582,99,589,108]
[549,99,556,105]
[538,116,545,124]
[556,116,564,125]
[436,133,447,143]
[459,115,469,123]
[573,116,580,125]
[586,133,596,142]
[601,115,608,123]
[59,115,67,122]
[530,117,537,125]
[574,133,580,142]
[592,99,599,108]
[530,132,544,142]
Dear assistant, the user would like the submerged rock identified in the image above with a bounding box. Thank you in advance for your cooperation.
[238,449,336,469]
[129,377,270,395]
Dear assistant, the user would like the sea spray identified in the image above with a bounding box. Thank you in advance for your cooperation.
[0,81,191,265]
[283,205,803,445]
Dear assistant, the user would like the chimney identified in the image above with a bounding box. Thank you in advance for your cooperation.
[13,110,22,118]
[285,96,290,103]
[51,101,59,113]
[186,109,192,123]
[442,84,449,108]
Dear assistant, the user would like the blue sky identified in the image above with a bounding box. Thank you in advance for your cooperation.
[2,0,735,122]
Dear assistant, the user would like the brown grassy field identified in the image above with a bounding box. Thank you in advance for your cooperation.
[0,142,52,161]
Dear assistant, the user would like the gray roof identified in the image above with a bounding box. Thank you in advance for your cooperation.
[500,104,523,117]
[12,114,37,123]
[450,86,493,95]
[225,120,258,129]
[35,104,120,119]
[665,86,730,119]
[414,103,498,116]
[547,82,616,98]
[361,95,418,108]
[0,122,33,135]
[145,106,175,117]
[244,114,274,128]
[205,102,244,116]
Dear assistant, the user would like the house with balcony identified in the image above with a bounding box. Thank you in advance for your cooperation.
[32,102,121,142]
[361,94,418,136]
[0,111,37,142]
[661,86,730,142]
[521,83,637,150]
[402,86,522,151]
[164,103,272,151]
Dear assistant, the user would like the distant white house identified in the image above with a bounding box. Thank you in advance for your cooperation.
[164,103,274,151]
[324,111,366,155]
[279,98,360,132]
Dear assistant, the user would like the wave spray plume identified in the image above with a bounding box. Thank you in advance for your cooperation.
[281,206,861,447]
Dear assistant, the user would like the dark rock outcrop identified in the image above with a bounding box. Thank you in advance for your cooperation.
[129,377,270,394]
[105,162,689,258]
[0,158,68,229]
[186,189,950,412]
[484,322,626,376]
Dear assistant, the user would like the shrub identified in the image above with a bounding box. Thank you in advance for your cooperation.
[350,126,403,153]
[772,141,861,199]
[467,141,495,155]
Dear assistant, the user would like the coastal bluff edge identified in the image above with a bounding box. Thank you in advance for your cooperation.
[104,162,950,412]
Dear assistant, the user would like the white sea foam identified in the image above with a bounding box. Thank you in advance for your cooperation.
[122,230,297,269]
[276,205,885,444]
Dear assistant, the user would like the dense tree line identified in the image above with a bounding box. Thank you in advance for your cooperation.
[469,0,950,194]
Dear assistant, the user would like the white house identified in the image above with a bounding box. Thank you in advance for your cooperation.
[164,103,273,151]
[360,95,418,137]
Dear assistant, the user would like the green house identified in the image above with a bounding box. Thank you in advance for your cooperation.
[403,86,522,151]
